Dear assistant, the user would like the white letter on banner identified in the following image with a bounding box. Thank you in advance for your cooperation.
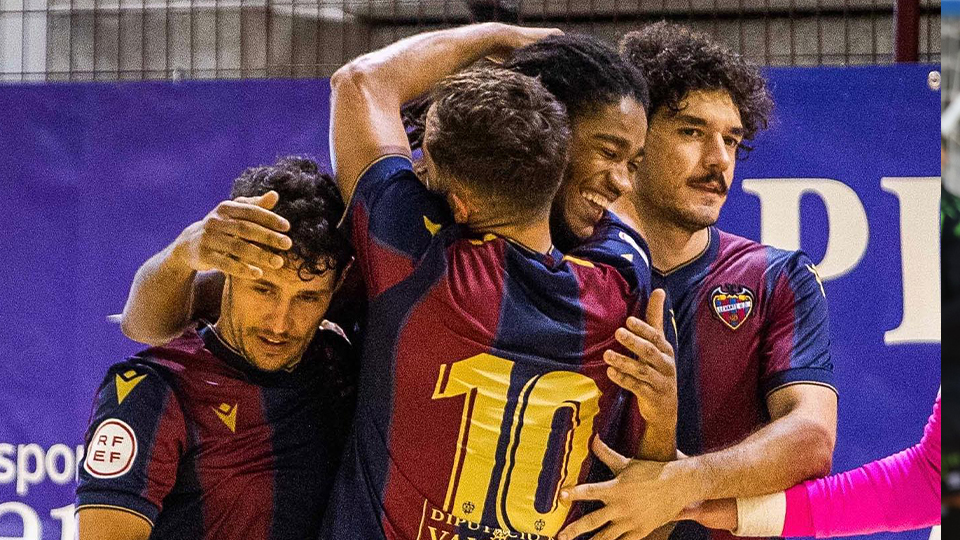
[0,444,14,484]
[50,504,76,540]
[0,501,41,540]
[15,444,44,497]
[742,179,869,280]
[881,177,941,344]
[45,445,74,485]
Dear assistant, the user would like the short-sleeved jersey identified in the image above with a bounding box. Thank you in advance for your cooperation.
[323,156,653,540]
[76,323,354,540]
[654,227,836,540]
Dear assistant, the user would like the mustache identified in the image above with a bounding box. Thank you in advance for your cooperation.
[687,173,728,196]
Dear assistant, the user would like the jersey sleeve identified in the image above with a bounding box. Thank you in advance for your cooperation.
[781,393,942,537]
[759,251,836,397]
[76,360,187,527]
[568,212,653,296]
[342,155,453,299]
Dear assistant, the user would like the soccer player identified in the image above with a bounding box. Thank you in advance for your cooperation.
[557,22,838,540]
[676,392,941,537]
[76,157,355,540]
[322,23,667,540]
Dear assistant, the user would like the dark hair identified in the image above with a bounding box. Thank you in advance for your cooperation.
[230,156,352,278]
[505,33,649,120]
[404,34,649,152]
[425,66,570,220]
[619,21,773,146]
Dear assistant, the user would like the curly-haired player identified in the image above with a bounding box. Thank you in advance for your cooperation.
[77,157,356,540]
[558,22,838,540]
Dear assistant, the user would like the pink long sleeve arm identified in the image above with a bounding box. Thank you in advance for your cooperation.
[782,393,941,538]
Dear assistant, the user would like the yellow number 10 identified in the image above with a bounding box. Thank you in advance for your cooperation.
[432,354,601,536]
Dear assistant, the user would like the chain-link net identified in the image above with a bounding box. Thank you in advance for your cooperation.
[0,0,941,82]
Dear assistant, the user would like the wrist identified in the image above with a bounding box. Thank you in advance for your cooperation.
[669,455,712,503]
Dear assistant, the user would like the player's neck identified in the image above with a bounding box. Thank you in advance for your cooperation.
[475,219,554,254]
[635,213,711,272]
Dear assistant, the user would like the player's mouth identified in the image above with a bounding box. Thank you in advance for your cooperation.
[687,174,728,196]
[257,335,290,351]
[580,189,614,218]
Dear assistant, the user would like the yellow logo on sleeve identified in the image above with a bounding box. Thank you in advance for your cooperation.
[115,370,147,405]
[423,216,442,236]
[213,403,238,433]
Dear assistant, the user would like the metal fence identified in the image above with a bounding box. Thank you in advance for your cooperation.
[0,0,942,82]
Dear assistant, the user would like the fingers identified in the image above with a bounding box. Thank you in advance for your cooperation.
[623,316,674,360]
[592,436,630,474]
[202,251,265,280]
[208,215,292,253]
[218,198,291,235]
[556,507,613,540]
[646,288,666,330]
[614,328,673,378]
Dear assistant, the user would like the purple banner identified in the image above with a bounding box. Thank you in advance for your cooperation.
[0,66,940,540]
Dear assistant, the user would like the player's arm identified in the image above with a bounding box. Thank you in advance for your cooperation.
[329,22,561,202]
[79,508,151,540]
[120,192,290,345]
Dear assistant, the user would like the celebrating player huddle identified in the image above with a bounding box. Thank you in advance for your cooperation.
[75,19,940,540]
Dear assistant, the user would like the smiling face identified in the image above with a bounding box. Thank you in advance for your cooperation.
[551,97,647,244]
[216,259,339,372]
[634,89,744,232]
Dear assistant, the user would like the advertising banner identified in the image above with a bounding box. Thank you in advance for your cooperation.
[0,65,940,540]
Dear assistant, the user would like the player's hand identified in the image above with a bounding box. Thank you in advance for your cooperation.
[604,288,678,436]
[485,23,563,63]
[172,191,292,280]
[557,438,693,540]
[677,499,738,531]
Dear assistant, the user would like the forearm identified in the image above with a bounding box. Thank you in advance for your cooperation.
[330,23,521,196]
[638,415,677,462]
[681,412,834,502]
[336,23,513,107]
[120,241,196,345]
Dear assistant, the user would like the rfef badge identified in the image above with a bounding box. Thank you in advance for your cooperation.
[710,285,755,330]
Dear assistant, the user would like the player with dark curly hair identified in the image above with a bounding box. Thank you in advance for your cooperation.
[558,22,838,540]
[77,156,357,540]
[404,33,651,252]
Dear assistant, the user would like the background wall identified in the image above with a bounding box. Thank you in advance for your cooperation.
[0,0,943,81]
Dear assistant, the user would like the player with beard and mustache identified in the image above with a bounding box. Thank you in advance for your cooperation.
[557,22,839,540]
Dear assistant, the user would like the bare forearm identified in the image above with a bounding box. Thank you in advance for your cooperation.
[330,23,524,197]
[337,23,510,107]
[681,413,834,501]
[121,241,196,345]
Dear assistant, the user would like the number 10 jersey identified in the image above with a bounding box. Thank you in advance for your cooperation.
[322,156,654,540]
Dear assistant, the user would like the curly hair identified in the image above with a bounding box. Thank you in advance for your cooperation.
[404,34,649,152]
[619,21,773,144]
[425,66,571,220]
[230,156,352,278]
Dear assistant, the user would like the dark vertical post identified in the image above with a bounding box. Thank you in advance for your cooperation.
[894,0,920,62]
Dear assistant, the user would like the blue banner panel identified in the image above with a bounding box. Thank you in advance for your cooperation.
[0,66,940,540]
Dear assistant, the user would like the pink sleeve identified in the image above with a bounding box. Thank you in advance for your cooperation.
[782,393,941,538]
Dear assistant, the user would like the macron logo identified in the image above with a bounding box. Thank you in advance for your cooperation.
[618,231,649,267]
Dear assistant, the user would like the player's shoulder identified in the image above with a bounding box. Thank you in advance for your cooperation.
[716,229,814,275]
[356,154,416,187]
[102,328,225,398]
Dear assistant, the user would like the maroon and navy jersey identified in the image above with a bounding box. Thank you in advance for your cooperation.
[323,156,652,539]
[76,323,353,540]
[655,228,836,540]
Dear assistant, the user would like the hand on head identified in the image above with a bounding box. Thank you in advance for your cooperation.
[174,190,292,280]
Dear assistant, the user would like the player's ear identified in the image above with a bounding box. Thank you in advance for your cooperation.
[448,191,473,224]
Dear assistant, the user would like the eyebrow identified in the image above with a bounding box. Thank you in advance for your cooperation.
[592,133,631,148]
[675,114,745,137]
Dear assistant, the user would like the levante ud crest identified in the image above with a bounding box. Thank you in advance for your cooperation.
[710,284,755,330]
